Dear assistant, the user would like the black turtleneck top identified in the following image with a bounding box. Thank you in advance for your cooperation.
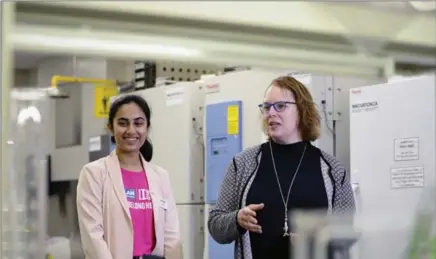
[246,140,328,259]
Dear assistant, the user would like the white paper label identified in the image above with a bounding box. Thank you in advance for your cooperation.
[89,136,102,152]
[391,166,424,189]
[165,87,184,106]
[394,137,419,161]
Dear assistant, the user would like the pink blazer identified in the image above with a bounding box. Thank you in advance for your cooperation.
[76,150,183,259]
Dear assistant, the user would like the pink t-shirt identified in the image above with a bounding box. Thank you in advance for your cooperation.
[121,168,156,256]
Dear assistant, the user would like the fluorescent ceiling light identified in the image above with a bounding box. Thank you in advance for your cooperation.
[409,1,436,11]
[16,33,201,58]
[12,25,393,79]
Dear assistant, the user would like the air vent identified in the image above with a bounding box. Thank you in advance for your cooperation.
[134,61,157,90]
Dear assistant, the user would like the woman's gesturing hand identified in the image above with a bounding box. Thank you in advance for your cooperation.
[237,203,264,234]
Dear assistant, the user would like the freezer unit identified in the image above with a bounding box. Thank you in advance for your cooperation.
[135,82,205,204]
[133,82,206,259]
[177,204,205,259]
[6,88,50,259]
[349,74,436,259]
[204,100,243,259]
[205,100,243,204]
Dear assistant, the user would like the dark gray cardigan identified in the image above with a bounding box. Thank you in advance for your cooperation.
[208,144,356,259]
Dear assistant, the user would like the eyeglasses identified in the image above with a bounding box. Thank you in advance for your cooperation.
[258,101,296,113]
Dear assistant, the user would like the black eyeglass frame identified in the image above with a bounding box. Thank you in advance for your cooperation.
[257,101,296,113]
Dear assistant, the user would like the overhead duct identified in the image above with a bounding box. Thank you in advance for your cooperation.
[49,75,118,98]
[6,1,436,79]
[409,1,436,12]
[50,75,117,89]
[12,1,433,79]
[13,26,395,79]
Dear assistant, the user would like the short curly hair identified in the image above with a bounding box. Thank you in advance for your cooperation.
[263,75,321,142]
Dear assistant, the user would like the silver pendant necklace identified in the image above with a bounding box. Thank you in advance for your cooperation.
[269,140,307,237]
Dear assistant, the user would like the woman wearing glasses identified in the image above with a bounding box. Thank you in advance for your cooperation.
[208,76,355,259]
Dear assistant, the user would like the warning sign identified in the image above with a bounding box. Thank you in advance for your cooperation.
[94,85,119,118]
[227,105,239,135]
[391,166,424,189]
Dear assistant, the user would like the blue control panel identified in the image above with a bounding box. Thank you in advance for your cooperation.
[205,101,243,259]
[205,100,243,203]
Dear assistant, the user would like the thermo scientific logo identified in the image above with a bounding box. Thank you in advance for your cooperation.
[205,84,220,94]
[351,101,379,113]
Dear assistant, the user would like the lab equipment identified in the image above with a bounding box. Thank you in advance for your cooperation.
[406,184,436,259]
[291,210,359,259]
[130,82,206,259]
[291,184,436,259]
[88,134,115,162]
[46,236,71,259]
[47,73,117,182]
[4,88,50,259]
[350,73,436,259]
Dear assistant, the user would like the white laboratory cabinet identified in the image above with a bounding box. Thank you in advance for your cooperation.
[350,74,436,259]
[134,82,206,259]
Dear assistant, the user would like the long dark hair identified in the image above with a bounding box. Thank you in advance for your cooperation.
[108,94,153,162]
